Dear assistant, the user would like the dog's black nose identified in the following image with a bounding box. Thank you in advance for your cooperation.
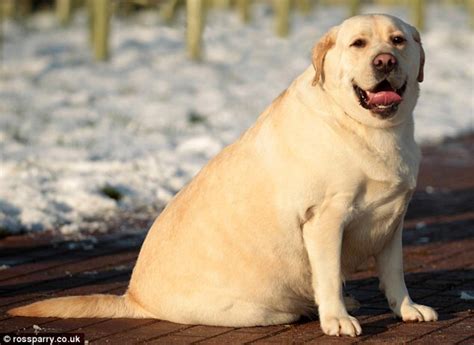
[373,53,397,73]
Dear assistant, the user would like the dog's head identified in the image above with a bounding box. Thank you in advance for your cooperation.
[312,14,425,127]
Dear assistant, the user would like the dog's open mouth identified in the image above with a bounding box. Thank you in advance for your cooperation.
[353,79,407,118]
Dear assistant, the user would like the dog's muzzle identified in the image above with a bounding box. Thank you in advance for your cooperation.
[353,79,407,118]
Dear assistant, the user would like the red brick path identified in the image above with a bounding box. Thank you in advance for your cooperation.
[1,136,473,344]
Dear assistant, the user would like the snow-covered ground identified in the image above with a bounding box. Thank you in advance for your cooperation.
[0,3,472,235]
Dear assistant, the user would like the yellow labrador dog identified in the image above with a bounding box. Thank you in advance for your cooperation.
[9,14,438,337]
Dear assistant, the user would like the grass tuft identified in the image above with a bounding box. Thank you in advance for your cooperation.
[188,111,207,125]
[100,184,123,201]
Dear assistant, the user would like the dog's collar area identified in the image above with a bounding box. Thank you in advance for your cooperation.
[353,79,407,118]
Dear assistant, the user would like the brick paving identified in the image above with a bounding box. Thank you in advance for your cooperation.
[0,136,473,344]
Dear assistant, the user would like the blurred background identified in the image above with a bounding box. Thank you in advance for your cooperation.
[0,0,472,237]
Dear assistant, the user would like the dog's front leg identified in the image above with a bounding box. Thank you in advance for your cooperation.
[302,204,361,337]
[376,221,438,322]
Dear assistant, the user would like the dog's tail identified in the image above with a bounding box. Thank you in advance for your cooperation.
[7,293,153,319]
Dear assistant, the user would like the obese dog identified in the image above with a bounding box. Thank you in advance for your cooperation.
[9,14,437,337]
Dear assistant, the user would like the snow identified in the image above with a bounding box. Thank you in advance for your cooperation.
[460,291,474,301]
[0,3,473,235]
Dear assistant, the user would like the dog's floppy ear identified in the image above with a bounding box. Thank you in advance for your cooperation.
[312,26,339,86]
[410,25,425,83]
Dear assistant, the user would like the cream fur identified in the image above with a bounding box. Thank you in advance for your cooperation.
[8,14,437,337]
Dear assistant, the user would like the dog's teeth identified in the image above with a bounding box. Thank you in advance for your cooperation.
[375,104,396,109]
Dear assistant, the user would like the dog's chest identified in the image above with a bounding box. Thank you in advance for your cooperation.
[348,138,418,238]
[361,179,411,226]
[341,179,413,272]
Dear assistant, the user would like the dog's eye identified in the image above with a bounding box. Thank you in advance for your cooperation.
[391,36,406,45]
[351,39,366,48]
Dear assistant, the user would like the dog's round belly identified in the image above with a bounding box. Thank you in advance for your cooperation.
[125,140,320,326]
[128,216,314,326]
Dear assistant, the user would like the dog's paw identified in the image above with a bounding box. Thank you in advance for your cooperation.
[320,314,362,337]
[399,303,438,322]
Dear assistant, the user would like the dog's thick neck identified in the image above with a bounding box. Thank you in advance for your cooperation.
[294,66,417,145]
[293,66,420,181]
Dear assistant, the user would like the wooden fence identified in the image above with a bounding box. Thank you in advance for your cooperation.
[0,0,472,61]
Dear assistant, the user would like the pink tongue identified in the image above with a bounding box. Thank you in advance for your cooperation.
[366,91,402,106]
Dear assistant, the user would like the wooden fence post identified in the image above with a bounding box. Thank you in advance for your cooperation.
[236,0,250,22]
[160,0,180,23]
[411,0,425,30]
[0,0,15,19]
[56,0,73,26]
[467,0,474,29]
[90,0,110,61]
[186,0,204,60]
[349,0,361,17]
[275,0,291,37]
[0,4,3,67]
[86,0,94,47]
[295,0,312,15]
[212,0,231,9]
[16,0,32,18]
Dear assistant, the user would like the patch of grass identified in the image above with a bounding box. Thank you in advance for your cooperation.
[188,110,207,125]
[12,130,28,144]
[100,185,123,201]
